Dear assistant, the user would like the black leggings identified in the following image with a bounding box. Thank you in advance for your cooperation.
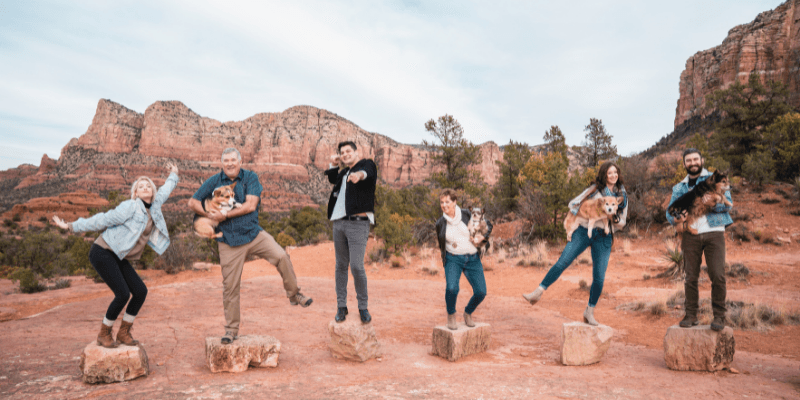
[88,244,148,320]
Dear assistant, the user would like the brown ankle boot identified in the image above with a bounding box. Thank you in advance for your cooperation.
[117,320,139,346]
[97,323,119,348]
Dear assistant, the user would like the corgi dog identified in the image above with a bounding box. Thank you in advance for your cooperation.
[193,182,241,239]
[564,196,624,241]
[667,170,732,235]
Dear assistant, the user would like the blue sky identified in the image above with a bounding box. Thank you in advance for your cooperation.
[0,0,786,170]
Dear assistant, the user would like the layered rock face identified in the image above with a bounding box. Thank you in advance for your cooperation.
[675,0,800,127]
[1,99,503,213]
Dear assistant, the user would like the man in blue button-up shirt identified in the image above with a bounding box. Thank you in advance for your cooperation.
[189,148,313,345]
[666,148,733,332]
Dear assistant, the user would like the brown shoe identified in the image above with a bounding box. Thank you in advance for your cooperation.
[447,314,457,330]
[97,323,119,348]
[117,320,139,346]
[463,312,475,327]
[290,292,313,307]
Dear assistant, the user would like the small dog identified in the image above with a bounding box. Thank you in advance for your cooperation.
[564,196,624,241]
[468,207,489,245]
[667,170,732,235]
[193,182,241,239]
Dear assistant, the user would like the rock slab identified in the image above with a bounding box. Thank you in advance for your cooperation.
[663,325,735,371]
[560,322,614,366]
[328,319,382,362]
[205,335,281,373]
[79,342,149,384]
[431,323,491,362]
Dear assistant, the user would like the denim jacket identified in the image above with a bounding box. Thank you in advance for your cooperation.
[72,172,179,259]
[666,169,733,228]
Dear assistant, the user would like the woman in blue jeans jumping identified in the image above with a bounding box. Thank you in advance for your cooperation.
[523,161,627,325]
[435,189,493,330]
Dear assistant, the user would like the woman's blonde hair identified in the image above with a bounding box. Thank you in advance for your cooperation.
[130,176,157,200]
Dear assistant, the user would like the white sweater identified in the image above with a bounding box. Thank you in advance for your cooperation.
[443,206,478,255]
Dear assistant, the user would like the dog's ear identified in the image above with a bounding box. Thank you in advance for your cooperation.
[616,196,624,205]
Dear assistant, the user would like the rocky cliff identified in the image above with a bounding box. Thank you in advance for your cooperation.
[674,0,800,128]
[0,100,502,213]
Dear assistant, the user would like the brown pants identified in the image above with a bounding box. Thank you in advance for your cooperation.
[682,231,726,318]
[218,231,299,334]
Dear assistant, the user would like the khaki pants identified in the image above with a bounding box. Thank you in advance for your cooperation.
[218,231,299,334]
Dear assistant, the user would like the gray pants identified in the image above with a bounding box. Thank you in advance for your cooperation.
[333,219,370,310]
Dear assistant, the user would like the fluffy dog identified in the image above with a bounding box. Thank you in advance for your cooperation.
[564,196,624,241]
[667,170,731,235]
[468,206,490,255]
[193,182,241,239]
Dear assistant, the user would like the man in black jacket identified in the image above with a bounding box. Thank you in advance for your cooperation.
[325,141,377,324]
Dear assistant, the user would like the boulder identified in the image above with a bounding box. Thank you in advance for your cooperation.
[431,323,491,362]
[560,322,614,366]
[328,319,382,362]
[79,342,149,384]
[205,335,281,373]
[663,325,735,371]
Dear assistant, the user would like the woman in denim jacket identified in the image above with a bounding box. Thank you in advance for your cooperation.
[522,161,627,326]
[53,163,179,348]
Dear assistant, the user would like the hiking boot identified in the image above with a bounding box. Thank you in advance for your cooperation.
[221,331,238,345]
[359,309,372,324]
[583,306,599,326]
[679,315,699,328]
[335,307,348,323]
[447,314,457,330]
[290,292,313,307]
[116,320,139,346]
[710,317,725,331]
[522,286,544,306]
[463,312,475,327]
[97,322,119,348]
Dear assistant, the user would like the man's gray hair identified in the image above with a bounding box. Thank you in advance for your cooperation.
[221,148,242,162]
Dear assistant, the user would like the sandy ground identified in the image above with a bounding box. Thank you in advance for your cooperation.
[1,230,799,399]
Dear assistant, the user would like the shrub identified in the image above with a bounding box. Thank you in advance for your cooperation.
[728,223,754,242]
[578,279,589,291]
[656,240,683,279]
[152,235,207,274]
[649,302,667,316]
[374,213,415,253]
[12,214,22,222]
[368,248,387,263]
[38,216,48,223]
[742,151,775,187]
[10,268,47,294]
[275,232,296,248]
[642,273,651,280]
[667,290,685,307]
[726,263,750,279]
[775,188,792,200]
[51,279,71,290]
[760,197,780,204]
[789,209,800,217]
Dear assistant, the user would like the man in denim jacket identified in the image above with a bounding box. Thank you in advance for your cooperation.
[666,148,733,331]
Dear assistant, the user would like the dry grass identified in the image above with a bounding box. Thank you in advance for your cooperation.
[627,224,640,239]
[618,300,669,317]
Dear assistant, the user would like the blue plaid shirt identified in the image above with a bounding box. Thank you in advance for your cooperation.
[192,168,263,247]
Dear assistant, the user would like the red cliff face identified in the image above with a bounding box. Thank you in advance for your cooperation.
[675,0,800,128]
[3,100,503,213]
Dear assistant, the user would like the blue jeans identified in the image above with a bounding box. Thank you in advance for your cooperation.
[444,252,487,315]
[540,226,613,307]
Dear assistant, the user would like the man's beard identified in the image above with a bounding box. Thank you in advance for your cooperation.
[686,164,702,175]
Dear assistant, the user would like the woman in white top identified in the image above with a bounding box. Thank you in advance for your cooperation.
[522,161,628,326]
[435,189,493,330]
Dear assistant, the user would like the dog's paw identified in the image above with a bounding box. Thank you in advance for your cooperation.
[604,227,610,234]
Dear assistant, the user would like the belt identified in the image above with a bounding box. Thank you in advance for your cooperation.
[341,215,369,221]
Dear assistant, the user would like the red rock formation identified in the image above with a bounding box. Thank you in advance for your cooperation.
[1,191,109,230]
[1,99,504,213]
[675,0,800,127]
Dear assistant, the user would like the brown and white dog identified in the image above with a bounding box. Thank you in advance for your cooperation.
[564,196,624,241]
[193,182,241,239]
[668,170,732,235]
[468,206,489,246]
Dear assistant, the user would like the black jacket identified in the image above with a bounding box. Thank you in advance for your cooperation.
[435,208,493,265]
[325,159,377,219]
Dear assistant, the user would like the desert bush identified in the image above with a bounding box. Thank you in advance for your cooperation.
[152,235,212,274]
[10,268,47,294]
[789,209,800,216]
[754,230,779,245]
[667,290,685,307]
[728,223,754,242]
[649,302,667,316]
[742,151,775,187]
[51,279,71,290]
[774,188,792,200]
[38,216,48,223]
[259,206,332,246]
[729,209,752,222]
[642,273,651,280]
[374,213,415,254]
[656,239,683,279]
[578,279,589,291]
[726,263,750,279]
[275,232,296,248]
[368,248,388,264]
[12,214,22,222]
[760,197,781,204]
